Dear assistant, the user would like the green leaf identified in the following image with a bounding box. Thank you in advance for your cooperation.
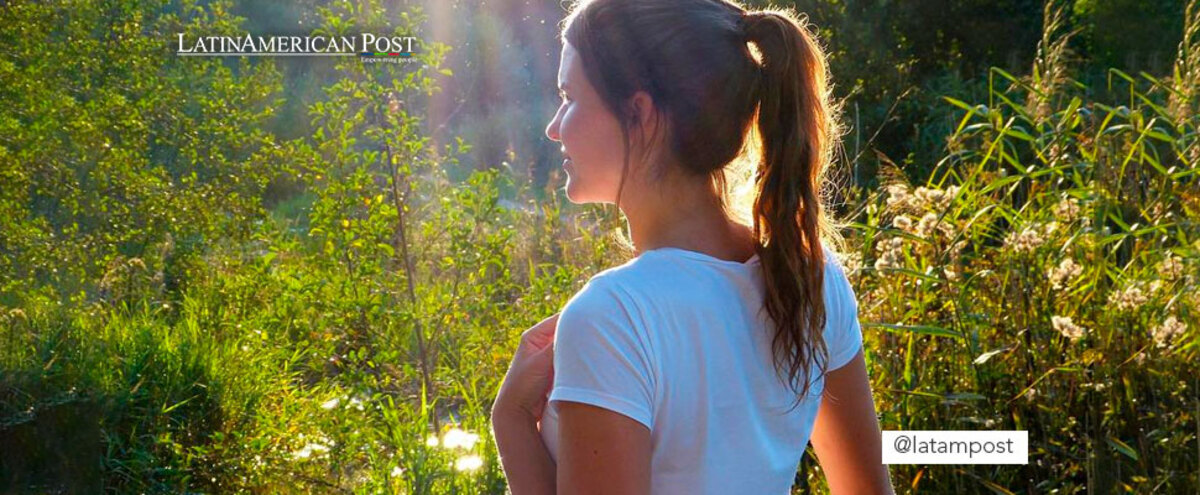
[973,347,1009,365]
[864,322,963,339]
[1107,437,1139,461]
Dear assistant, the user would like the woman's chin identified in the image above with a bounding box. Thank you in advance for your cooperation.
[563,188,584,204]
[563,180,585,204]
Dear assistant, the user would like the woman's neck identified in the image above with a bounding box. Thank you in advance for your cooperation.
[619,174,756,263]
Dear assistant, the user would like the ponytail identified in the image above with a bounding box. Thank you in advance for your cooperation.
[742,8,841,410]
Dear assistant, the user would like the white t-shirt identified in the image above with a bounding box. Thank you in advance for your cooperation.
[540,244,863,494]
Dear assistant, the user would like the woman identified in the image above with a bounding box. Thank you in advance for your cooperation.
[491,0,893,493]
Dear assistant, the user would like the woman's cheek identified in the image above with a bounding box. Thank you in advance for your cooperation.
[560,106,580,148]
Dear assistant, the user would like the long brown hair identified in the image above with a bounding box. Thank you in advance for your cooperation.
[561,0,843,409]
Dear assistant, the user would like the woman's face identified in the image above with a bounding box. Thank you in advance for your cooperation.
[545,42,629,205]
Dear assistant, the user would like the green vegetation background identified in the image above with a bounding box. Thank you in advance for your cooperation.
[0,0,1196,493]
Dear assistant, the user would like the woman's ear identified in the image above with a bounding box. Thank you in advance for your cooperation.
[627,90,665,159]
[627,90,658,135]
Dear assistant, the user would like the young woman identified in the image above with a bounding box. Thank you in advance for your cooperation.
[491,0,893,493]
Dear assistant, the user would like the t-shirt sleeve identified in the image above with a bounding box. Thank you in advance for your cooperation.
[549,277,656,431]
[823,251,864,371]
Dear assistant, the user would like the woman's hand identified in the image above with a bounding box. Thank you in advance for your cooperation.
[493,313,560,423]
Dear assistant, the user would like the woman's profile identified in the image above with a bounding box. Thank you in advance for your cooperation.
[491,0,894,493]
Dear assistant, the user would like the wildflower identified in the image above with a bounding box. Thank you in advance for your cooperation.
[873,237,904,271]
[1048,258,1082,290]
[1053,197,1080,223]
[1148,280,1164,295]
[1151,316,1187,348]
[1004,225,1045,253]
[320,397,341,410]
[944,265,959,281]
[293,438,332,460]
[915,212,950,239]
[1158,255,1183,280]
[454,454,484,472]
[1108,283,1148,312]
[913,185,959,211]
[893,215,914,233]
[441,428,480,450]
[1051,315,1086,341]
[425,435,439,447]
[885,184,915,212]
[836,250,863,275]
[391,465,404,477]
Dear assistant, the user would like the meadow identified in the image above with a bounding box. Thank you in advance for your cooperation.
[1,0,1197,493]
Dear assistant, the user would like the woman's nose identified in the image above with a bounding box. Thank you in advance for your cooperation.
[545,114,561,142]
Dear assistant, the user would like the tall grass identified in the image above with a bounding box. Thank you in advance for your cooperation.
[807,2,1199,492]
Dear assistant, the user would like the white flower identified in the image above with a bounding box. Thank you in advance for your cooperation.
[1108,283,1149,312]
[1151,316,1187,348]
[913,185,959,211]
[873,237,904,271]
[441,428,480,450]
[916,212,950,239]
[454,454,484,472]
[893,215,914,232]
[1054,197,1081,222]
[292,438,332,460]
[425,435,439,447]
[836,250,864,276]
[1158,255,1183,280]
[320,397,341,410]
[1051,315,1086,341]
[1004,224,1047,253]
[1048,258,1082,290]
[885,184,914,212]
[944,265,959,281]
[391,465,405,477]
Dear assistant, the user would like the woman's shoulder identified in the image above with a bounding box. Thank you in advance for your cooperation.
[578,253,670,298]
[556,270,646,345]
[560,254,671,327]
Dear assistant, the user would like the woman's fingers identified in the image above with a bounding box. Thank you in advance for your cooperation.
[521,313,561,349]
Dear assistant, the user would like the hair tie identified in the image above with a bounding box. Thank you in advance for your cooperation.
[738,11,754,42]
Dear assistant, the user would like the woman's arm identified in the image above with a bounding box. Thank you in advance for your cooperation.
[491,401,651,495]
[492,408,556,495]
[556,401,652,494]
[809,349,895,494]
[492,313,560,495]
